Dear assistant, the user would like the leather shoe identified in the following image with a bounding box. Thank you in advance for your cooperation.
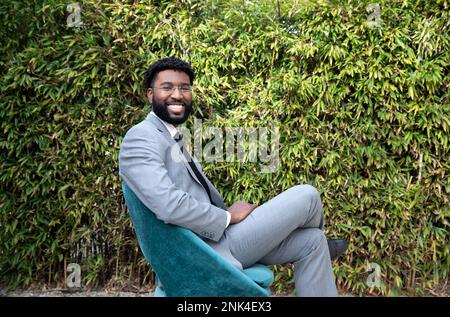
[327,238,348,261]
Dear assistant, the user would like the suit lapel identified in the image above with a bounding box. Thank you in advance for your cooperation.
[179,145,207,188]
[146,113,172,140]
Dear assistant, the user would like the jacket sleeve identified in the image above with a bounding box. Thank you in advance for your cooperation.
[119,125,228,242]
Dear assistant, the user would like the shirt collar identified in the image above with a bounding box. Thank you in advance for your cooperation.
[150,111,179,138]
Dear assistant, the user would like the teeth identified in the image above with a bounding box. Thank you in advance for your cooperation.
[168,105,183,109]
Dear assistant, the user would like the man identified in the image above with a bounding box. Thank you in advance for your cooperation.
[119,57,347,296]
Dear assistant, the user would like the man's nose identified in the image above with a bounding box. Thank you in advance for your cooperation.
[170,87,183,100]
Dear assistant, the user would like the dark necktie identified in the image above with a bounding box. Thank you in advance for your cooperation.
[174,133,215,206]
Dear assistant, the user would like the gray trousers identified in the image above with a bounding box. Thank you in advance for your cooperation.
[223,185,338,297]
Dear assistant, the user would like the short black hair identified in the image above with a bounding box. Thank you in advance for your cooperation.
[143,57,195,90]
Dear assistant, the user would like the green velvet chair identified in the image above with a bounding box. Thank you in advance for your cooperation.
[122,181,274,297]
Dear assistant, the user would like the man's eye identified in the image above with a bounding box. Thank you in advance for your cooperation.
[180,86,191,92]
[161,86,173,91]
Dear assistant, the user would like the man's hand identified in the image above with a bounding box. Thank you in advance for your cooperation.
[227,200,257,224]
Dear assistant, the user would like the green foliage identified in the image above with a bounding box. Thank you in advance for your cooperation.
[1,0,448,295]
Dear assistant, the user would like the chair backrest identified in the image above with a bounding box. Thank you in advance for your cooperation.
[122,182,270,296]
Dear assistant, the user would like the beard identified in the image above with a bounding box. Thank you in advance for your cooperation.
[152,96,192,125]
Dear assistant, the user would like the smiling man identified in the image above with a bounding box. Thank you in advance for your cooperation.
[119,57,347,296]
[149,67,193,125]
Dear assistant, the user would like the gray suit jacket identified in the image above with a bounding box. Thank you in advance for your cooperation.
[119,113,230,243]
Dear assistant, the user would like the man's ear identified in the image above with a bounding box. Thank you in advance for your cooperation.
[146,88,153,104]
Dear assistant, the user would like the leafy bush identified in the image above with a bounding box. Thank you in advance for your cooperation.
[1,0,448,295]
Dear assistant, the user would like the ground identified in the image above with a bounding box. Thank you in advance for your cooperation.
[3,280,449,297]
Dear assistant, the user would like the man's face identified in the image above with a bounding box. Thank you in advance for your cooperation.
[147,69,193,126]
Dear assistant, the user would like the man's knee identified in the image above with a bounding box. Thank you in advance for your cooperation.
[293,184,321,202]
[288,184,323,228]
